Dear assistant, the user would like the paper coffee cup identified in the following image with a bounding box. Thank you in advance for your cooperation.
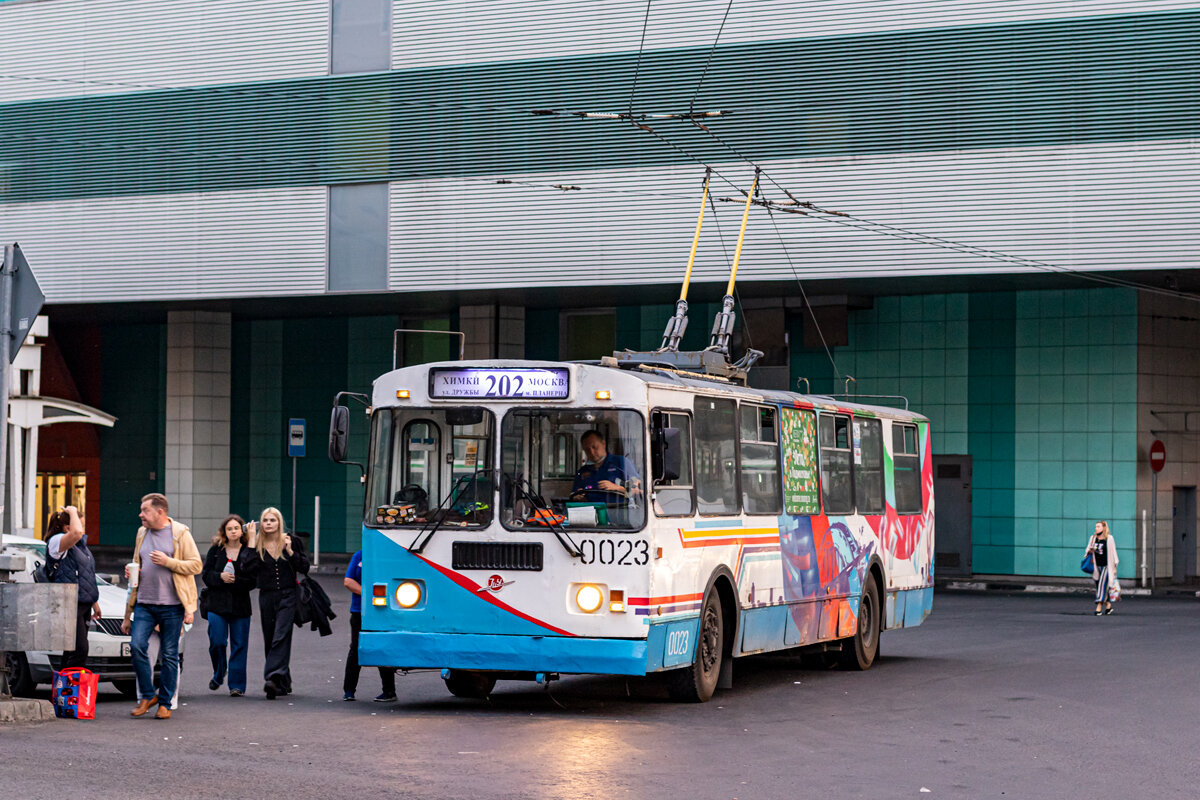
[127,561,139,588]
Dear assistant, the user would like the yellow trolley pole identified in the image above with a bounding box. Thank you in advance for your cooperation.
[709,168,759,354]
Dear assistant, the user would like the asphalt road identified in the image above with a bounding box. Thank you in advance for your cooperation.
[3,580,1197,800]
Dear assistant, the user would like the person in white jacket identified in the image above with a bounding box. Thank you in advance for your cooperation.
[1085,521,1119,616]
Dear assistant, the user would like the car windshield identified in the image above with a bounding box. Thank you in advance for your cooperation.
[366,406,494,527]
[500,409,646,531]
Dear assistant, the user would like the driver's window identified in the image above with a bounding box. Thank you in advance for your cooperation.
[652,410,694,517]
[402,420,440,505]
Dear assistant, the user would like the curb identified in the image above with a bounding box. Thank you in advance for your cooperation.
[939,581,1165,598]
[0,697,55,724]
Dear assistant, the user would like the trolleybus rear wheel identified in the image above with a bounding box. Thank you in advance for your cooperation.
[443,670,497,699]
[666,590,723,702]
[840,577,881,671]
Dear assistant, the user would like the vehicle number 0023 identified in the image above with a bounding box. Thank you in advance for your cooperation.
[578,538,649,566]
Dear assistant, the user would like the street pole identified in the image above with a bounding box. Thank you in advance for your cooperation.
[0,245,14,549]
[291,455,297,536]
[313,495,320,567]
[1151,471,1158,591]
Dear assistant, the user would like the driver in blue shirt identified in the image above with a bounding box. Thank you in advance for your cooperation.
[571,430,641,504]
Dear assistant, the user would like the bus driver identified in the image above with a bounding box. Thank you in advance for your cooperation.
[571,430,642,504]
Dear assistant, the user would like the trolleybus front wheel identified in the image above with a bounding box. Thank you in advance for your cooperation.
[666,590,723,702]
[840,576,881,670]
[443,669,497,699]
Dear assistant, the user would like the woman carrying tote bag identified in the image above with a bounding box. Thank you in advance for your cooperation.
[1084,520,1119,616]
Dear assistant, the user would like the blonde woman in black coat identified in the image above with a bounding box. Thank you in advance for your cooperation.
[245,507,308,699]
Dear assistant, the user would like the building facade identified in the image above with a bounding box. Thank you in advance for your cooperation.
[1,1,1198,582]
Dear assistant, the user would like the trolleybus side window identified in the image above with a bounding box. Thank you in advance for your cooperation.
[853,418,885,514]
[893,422,923,514]
[818,413,853,515]
[739,404,782,515]
[651,410,694,517]
[694,397,739,515]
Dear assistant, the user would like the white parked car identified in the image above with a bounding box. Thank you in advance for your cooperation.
[1,534,140,697]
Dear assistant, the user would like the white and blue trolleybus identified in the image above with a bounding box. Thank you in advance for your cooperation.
[328,174,934,701]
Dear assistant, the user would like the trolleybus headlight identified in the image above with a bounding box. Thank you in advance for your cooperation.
[595,390,612,401]
[575,584,603,613]
[396,389,410,399]
[395,581,422,608]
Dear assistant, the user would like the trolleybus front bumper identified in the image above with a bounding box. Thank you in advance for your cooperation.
[360,631,649,676]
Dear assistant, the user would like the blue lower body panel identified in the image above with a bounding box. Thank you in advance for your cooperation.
[360,631,649,676]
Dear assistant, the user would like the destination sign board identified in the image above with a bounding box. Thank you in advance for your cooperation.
[429,367,570,400]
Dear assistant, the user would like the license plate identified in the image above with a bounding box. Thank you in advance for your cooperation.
[121,642,131,657]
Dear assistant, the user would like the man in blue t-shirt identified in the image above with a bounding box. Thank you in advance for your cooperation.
[342,550,397,702]
[571,430,641,505]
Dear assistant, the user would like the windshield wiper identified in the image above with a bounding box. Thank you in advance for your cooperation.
[410,470,492,554]
[503,471,582,559]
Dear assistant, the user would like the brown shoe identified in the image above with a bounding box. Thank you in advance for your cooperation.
[130,697,159,717]
[154,705,172,720]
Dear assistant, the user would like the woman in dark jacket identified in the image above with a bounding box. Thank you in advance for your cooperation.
[201,514,256,696]
[45,506,101,669]
[245,507,308,699]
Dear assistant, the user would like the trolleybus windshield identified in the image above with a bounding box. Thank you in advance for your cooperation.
[366,406,494,527]
[500,409,646,531]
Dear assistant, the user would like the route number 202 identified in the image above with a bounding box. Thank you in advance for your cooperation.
[578,538,649,566]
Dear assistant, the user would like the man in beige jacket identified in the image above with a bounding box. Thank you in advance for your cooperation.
[120,493,202,720]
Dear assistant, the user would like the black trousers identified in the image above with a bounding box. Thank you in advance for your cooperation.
[259,588,297,691]
[343,611,396,695]
[60,602,91,670]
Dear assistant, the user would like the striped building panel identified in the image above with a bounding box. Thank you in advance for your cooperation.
[0,0,329,102]
[0,187,329,302]
[390,1,1198,69]
[389,139,1200,292]
[1,9,1197,204]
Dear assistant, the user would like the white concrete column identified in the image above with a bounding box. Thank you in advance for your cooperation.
[165,311,231,540]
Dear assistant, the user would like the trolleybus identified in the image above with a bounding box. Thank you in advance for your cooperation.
[329,355,934,701]
[328,172,933,701]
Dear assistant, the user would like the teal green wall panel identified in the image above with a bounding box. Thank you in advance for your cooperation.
[790,286,1138,578]
[1,11,1198,203]
[98,323,166,548]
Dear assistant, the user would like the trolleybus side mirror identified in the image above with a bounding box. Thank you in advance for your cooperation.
[329,405,350,463]
[652,426,682,482]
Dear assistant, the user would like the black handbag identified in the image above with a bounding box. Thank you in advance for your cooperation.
[198,587,210,620]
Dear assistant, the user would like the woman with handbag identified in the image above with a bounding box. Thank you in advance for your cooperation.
[244,507,308,699]
[201,514,256,696]
[1084,520,1119,616]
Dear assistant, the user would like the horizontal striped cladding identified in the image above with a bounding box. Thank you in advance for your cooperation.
[0,0,329,103]
[0,188,328,302]
[388,140,1200,290]
[390,1,1198,68]
[1,11,1198,204]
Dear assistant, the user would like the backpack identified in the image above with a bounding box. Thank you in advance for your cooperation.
[33,547,62,583]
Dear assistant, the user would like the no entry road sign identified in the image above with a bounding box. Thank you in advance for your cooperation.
[1150,439,1166,473]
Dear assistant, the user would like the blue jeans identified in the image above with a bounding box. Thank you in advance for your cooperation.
[207,612,251,692]
[130,603,184,703]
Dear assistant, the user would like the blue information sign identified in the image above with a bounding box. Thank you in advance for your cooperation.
[288,418,306,457]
